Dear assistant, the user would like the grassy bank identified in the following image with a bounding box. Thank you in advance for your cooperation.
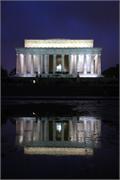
[2,77,118,97]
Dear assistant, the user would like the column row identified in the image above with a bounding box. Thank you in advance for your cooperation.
[16,53,101,76]
[16,54,44,76]
[69,54,101,76]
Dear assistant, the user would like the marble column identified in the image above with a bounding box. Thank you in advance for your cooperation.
[69,120,73,141]
[24,119,33,143]
[40,121,43,141]
[90,54,94,74]
[69,54,73,75]
[32,54,37,73]
[40,55,43,74]
[70,54,76,75]
[43,55,45,74]
[84,120,87,132]
[62,54,64,72]
[53,121,56,141]
[33,120,40,141]
[31,54,34,75]
[47,55,49,74]
[68,54,71,74]
[72,55,75,74]
[74,54,77,75]
[83,54,87,74]
[31,54,35,75]
[72,120,77,141]
[86,54,91,73]
[33,54,40,75]
[25,54,34,75]
[94,54,98,74]
[25,54,33,75]
[97,54,101,75]
[76,55,79,73]
[16,119,24,144]
[44,55,49,74]
[53,54,56,74]
[61,122,64,141]
[38,120,41,141]
[44,120,48,141]
[37,54,41,75]
[91,120,94,132]
[25,54,28,74]
[98,120,101,135]
[24,54,27,75]
[19,53,25,75]
[77,54,84,73]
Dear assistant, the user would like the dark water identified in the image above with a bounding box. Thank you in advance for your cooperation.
[1,99,119,179]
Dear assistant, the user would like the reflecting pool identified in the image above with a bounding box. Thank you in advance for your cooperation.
[1,100,119,179]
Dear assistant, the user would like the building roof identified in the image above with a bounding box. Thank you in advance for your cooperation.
[24,39,94,48]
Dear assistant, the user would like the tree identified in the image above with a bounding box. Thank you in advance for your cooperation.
[102,64,119,78]
[9,68,16,76]
[1,67,8,79]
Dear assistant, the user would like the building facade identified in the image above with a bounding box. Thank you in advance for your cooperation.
[16,39,102,78]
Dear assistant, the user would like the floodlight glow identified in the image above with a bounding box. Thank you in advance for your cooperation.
[33,80,36,84]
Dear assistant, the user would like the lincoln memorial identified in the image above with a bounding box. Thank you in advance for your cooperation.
[16,39,102,78]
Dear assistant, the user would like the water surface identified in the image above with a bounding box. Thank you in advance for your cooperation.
[2,99,119,179]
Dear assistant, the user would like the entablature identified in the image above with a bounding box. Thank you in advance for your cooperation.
[16,47,102,55]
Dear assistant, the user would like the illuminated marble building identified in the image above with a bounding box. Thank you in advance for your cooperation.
[15,115,101,155]
[16,39,102,78]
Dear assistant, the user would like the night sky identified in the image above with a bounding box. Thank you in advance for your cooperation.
[1,1,119,72]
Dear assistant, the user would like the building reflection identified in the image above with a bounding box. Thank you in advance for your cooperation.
[15,115,101,155]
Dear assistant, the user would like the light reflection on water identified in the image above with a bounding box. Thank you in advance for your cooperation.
[15,115,101,155]
[2,100,118,179]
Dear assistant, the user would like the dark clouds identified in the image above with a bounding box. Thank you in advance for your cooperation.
[1,1,119,72]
